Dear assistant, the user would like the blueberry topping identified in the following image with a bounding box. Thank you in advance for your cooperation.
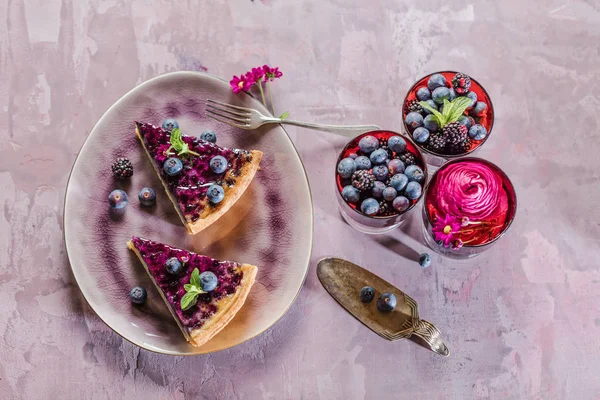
[427,73,447,91]
[469,124,487,140]
[207,184,225,204]
[422,99,438,115]
[416,87,431,101]
[423,114,440,132]
[130,286,147,305]
[404,165,425,184]
[209,155,228,174]
[372,165,389,182]
[432,86,451,105]
[108,189,128,209]
[389,174,409,192]
[448,88,457,101]
[404,181,422,200]
[138,187,156,207]
[358,135,379,154]
[388,159,405,175]
[163,157,183,176]
[360,198,380,216]
[355,155,372,171]
[412,127,430,143]
[371,181,386,198]
[360,286,375,303]
[200,130,217,143]
[404,112,423,130]
[165,257,183,275]
[465,91,478,108]
[382,187,397,201]
[387,136,407,153]
[162,119,179,132]
[377,293,397,312]
[473,101,488,116]
[458,115,475,130]
[342,185,361,203]
[199,271,218,292]
[337,157,357,179]
[370,148,388,165]
[392,196,410,212]
[418,253,432,268]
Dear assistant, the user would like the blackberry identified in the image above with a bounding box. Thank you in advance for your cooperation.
[452,73,471,95]
[443,122,468,148]
[351,170,375,191]
[111,158,133,179]
[378,137,388,148]
[397,151,416,166]
[448,137,472,154]
[405,99,423,114]
[378,200,395,216]
[426,133,446,153]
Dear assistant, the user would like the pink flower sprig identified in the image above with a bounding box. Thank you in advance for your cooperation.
[432,214,498,250]
[229,65,287,118]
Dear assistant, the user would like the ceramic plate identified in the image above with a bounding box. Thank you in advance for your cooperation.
[64,72,313,355]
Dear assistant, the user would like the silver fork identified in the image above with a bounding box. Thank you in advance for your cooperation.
[206,99,380,138]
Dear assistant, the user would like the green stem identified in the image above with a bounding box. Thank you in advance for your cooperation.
[267,81,275,116]
[257,79,267,109]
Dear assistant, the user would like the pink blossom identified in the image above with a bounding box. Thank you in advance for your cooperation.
[432,214,462,248]
[250,66,265,81]
[263,65,283,81]
[230,73,255,93]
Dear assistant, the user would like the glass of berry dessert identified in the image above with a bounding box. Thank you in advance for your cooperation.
[422,158,516,259]
[402,71,494,167]
[336,131,427,234]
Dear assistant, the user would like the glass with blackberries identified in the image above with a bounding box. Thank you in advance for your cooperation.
[336,131,427,234]
[422,157,516,259]
[402,71,494,167]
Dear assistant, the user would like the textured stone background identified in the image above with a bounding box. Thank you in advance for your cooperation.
[1,0,600,399]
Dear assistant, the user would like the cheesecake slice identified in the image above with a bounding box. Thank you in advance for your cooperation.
[135,122,262,234]
[128,236,257,347]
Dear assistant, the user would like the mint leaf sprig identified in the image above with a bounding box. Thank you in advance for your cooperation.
[419,97,471,129]
[181,268,206,311]
[167,128,200,157]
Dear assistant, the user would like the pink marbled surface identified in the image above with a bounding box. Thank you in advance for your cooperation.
[1,0,599,399]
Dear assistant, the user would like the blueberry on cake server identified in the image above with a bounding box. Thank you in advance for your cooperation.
[135,122,262,234]
[128,236,257,347]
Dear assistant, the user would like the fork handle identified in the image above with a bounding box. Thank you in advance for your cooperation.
[273,118,380,138]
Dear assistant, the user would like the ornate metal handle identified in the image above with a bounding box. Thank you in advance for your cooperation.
[410,319,450,357]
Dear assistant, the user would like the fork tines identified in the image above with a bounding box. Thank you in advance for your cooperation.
[205,99,251,128]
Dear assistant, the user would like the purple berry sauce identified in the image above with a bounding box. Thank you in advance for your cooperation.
[136,122,253,223]
[131,236,243,331]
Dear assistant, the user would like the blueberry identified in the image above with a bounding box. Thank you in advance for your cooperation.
[404,112,423,130]
[423,115,439,133]
[337,157,357,179]
[388,159,405,175]
[422,99,438,115]
[138,187,156,207]
[199,271,218,292]
[342,185,361,203]
[418,253,432,268]
[207,184,225,204]
[165,257,183,275]
[370,148,388,165]
[387,136,407,153]
[432,87,451,105]
[358,135,379,154]
[108,189,128,209]
[389,174,408,192]
[412,127,430,144]
[371,181,386,198]
[465,91,477,108]
[210,155,228,174]
[360,198,380,216]
[354,156,372,171]
[130,286,147,305]
[469,124,487,140]
[163,157,183,176]
[383,187,397,201]
[416,87,431,101]
[473,101,488,116]
[200,130,217,143]
[348,152,358,159]
[458,115,475,130]
[449,88,457,101]
[377,293,397,312]
[427,73,447,91]
[360,286,375,303]
[404,181,422,200]
[404,165,425,184]
[392,196,410,212]
[162,119,179,132]
[372,165,389,181]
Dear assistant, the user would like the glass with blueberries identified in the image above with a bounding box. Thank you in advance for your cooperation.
[402,71,494,167]
[336,131,427,234]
